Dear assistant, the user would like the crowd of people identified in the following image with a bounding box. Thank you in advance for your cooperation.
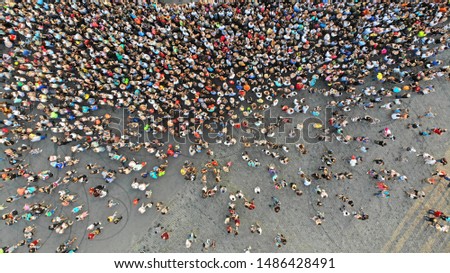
[1,0,450,252]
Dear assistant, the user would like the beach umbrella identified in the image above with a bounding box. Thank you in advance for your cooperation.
[393,87,401,93]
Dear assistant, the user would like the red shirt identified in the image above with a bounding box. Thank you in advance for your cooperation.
[434,211,443,217]
[161,232,169,240]
[226,226,233,233]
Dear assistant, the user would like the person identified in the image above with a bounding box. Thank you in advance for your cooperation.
[250,223,262,235]
[161,231,170,241]
[405,189,426,199]
[145,190,153,199]
[274,233,287,248]
[87,222,102,231]
[28,239,41,253]
[107,211,122,224]
[75,211,89,221]
[270,196,281,213]
[108,200,119,208]
[72,205,83,214]
[349,155,358,167]
[6,195,20,203]
[374,140,388,147]
[229,194,236,202]
[88,227,103,240]
[373,158,384,166]
[90,185,108,198]
[185,232,197,249]
[244,199,256,210]
[340,205,351,217]
[202,239,216,252]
